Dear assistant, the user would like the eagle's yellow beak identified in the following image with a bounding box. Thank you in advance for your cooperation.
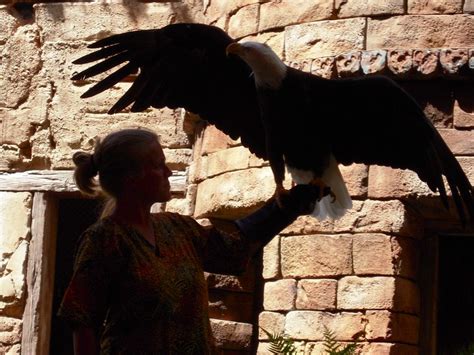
[226,42,244,56]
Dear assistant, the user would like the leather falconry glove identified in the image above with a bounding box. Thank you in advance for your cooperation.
[235,184,331,246]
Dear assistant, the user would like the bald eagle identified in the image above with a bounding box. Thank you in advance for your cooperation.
[71,23,474,224]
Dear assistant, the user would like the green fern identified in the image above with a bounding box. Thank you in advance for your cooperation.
[322,326,361,355]
[260,327,298,355]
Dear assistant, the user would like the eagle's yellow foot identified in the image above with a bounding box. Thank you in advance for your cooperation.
[274,184,290,209]
[310,178,336,202]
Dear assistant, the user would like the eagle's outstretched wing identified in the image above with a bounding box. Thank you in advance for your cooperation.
[300,71,474,223]
[72,23,266,159]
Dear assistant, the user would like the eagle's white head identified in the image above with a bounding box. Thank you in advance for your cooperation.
[226,42,287,89]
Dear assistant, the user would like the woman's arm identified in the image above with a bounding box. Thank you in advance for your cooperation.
[73,327,99,355]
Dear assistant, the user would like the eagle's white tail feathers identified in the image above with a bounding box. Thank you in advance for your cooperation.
[287,155,352,221]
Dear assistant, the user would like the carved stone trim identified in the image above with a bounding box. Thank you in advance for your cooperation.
[287,48,474,79]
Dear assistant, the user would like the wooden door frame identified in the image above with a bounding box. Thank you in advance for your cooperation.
[21,192,59,355]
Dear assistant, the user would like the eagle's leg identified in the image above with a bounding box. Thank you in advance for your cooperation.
[310,178,336,202]
[274,183,290,209]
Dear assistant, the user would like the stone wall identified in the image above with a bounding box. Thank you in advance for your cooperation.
[0,0,473,354]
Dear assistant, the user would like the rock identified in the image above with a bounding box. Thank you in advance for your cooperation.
[336,0,404,17]
[387,49,413,76]
[280,234,352,278]
[259,0,332,32]
[296,279,337,310]
[285,18,366,60]
[408,0,463,14]
[263,279,297,311]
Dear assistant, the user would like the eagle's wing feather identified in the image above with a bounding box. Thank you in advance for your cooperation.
[302,71,473,223]
[71,24,266,159]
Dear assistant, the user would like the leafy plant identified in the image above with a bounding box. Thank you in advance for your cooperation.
[260,325,362,355]
[260,327,298,355]
[322,326,361,355]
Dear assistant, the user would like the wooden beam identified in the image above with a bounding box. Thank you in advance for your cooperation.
[21,193,58,355]
[0,170,187,194]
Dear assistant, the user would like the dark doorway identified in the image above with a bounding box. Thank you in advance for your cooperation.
[437,235,474,355]
[49,198,101,355]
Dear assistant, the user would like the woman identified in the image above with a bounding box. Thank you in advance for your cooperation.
[58,128,324,354]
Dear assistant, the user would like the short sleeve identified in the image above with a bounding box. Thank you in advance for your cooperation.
[172,214,251,276]
[57,224,125,328]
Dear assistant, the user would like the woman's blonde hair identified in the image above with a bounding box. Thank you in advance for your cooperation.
[72,128,159,217]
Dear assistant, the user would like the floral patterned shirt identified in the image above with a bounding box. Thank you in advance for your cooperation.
[58,212,250,354]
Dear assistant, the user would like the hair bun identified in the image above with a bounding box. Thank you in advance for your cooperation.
[72,151,98,173]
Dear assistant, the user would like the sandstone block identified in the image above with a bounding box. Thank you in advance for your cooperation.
[368,165,434,199]
[454,87,474,129]
[335,51,361,77]
[194,167,284,219]
[391,236,419,279]
[285,311,365,341]
[164,197,188,215]
[0,24,41,109]
[365,310,420,344]
[6,344,21,355]
[459,157,474,184]
[353,234,394,275]
[0,109,31,146]
[35,2,184,43]
[204,0,267,24]
[361,50,387,75]
[262,237,280,279]
[199,146,265,181]
[5,240,27,299]
[285,19,366,60]
[359,342,420,355]
[336,0,404,17]
[258,311,285,339]
[340,164,368,198]
[338,276,420,313]
[408,0,463,14]
[263,279,296,311]
[311,57,336,79]
[0,317,21,345]
[208,290,254,322]
[0,192,31,255]
[338,276,395,310]
[242,31,285,58]
[388,50,413,76]
[439,48,469,74]
[283,199,422,238]
[368,15,474,49]
[163,148,192,171]
[259,0,332,32]
[200,125,239,156]
[296,279,337,310]
[0,8,20,45]
[49,109,189,169]
[0,145,21,171]
[439,129,474,155]
[228,4,259,38]
[210,319,253,350]
[281,235,352,278]
[465,0,474,13]
[205,270,255,293]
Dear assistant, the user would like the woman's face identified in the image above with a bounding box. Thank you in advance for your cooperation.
[133,140,172,204]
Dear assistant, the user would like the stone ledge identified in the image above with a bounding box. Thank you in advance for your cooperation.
[210,318,253,351]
